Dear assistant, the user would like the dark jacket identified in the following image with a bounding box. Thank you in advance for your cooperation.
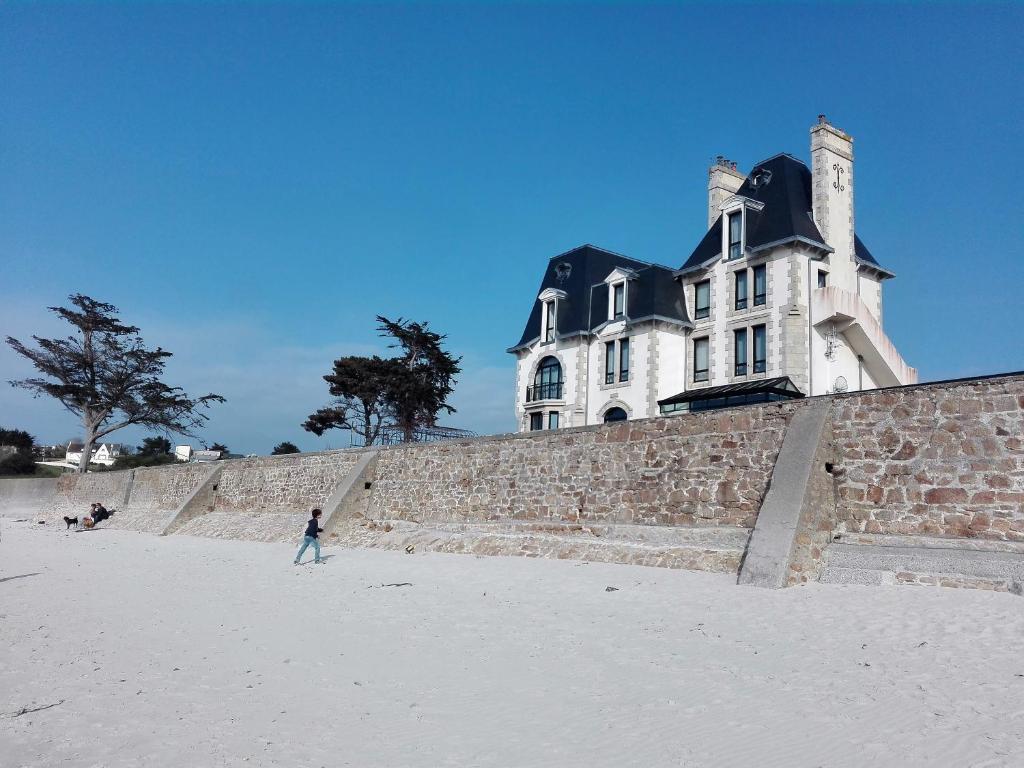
[304,518,323,539]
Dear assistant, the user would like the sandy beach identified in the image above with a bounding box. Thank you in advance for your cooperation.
[1,518,1022,767]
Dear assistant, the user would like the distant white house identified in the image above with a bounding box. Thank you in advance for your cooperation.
[65,442,122,468]
[174,445,222,463]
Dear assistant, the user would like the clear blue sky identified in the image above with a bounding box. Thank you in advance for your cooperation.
[2,2,1022,454]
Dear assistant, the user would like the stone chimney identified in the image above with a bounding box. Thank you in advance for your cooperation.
[707,156,745,229]
[810,114,855,262]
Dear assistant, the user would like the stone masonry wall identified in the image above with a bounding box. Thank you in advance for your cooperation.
[833,374,1024,541]
[110,462,214,534]
[44,470,134,521]
[173,449,367,542]
[0,477,57,517]
[365,402,800,530]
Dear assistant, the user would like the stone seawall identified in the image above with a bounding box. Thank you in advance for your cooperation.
[112,463,215,534]
[0,477,57,517]
[366,401,798,528]
[833,374,1024,541]
[173,449,367,542]
[45,471,134,521]
[2,372,1021,588]
[329,401,800,571]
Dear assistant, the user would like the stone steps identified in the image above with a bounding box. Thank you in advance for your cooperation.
[820,538,1024,595]
[330,520,751,573]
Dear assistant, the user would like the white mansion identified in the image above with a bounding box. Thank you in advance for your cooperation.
[508,116,917,432]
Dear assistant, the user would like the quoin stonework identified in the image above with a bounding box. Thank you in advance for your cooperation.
[508,115,917,434]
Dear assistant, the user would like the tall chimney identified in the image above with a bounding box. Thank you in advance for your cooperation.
[810,115,855,266]
[707,157,745,229]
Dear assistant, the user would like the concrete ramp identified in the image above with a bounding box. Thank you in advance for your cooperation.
[738,399,834,588]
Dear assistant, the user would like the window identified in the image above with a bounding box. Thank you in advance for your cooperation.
[734,328,747,376]
[753,265,767,306]
[613,282,625,319]
[694,280,710,320]
[548,411,559,430]
[530,412,543,431]
[543,300,556,343]
[530,356,562,401]
[604,338,630,384]
[603,407,628,423]
[753,325,767,373]
[694,338,709,382]
[735,270,748,310]
[817,270,828,289]
[728,211,743,260]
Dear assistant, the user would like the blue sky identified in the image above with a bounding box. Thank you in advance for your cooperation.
[2,2,1022,454]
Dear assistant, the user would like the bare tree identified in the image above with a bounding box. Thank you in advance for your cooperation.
[6,294,224,473]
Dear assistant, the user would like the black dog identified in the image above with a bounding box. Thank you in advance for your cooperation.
[64,516,78,530]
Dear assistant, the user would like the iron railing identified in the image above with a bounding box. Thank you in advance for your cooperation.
[525,382,563,402]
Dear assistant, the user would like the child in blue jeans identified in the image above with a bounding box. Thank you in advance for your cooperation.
[294,508,324,564]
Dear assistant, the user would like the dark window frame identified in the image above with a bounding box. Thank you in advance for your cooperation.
[548,411,559,430]
[605,341,616,384]
[728,211,743,260]
[734,328,748,376]
[528,356,563,401]
[817,270,828,289]
[753,265,767,306]
[693,337,710,382]
[753,325,767,373]
[619,338,630,382]
[603,407,628,424]
[694,280,711,320]
[612,282,625,319]
[735,270,748,310]
[543,300,556,343]
[529,412,543,431]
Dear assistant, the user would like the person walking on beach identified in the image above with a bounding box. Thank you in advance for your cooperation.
[294,508,324,565]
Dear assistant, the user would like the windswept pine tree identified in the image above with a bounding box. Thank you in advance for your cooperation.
[6,294,224,473]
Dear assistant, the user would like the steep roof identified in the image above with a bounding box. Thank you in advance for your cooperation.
[678,154,830,275]
[508,244,689,352]
[854,233,896,278]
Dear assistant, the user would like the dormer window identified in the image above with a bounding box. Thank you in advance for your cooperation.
[728,211,743,260]
[537,287,566,345]
[602,267,636,321]
[612,282,625,319]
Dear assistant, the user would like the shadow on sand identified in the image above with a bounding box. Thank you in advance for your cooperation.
[0,573,41,584]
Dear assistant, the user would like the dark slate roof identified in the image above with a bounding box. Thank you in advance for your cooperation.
[677,154,831,275]
[854,234,895,278]
[508,244,690,352]
[678,154,895,278]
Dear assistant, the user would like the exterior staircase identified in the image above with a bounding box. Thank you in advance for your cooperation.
[820,533,1024,595]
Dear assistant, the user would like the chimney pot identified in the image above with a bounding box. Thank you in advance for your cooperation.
[818,113,827,125]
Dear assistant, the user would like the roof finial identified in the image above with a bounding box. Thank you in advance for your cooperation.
[818,113,828,125]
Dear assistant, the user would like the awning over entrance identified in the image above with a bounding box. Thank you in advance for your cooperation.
[658,376,804,414]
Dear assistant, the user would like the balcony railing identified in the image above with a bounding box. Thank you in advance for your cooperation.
[526,382,563,402]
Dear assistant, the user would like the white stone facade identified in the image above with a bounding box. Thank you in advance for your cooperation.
[511,117,916,431]
[513,318,688,431]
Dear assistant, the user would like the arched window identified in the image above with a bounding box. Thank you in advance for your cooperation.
[531,357,562,400]
[603,407,628,423]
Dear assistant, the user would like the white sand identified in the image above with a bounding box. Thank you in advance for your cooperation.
[1,519,1022,768]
